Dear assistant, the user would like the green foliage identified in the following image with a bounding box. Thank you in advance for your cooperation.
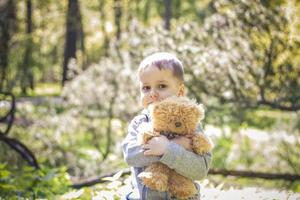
[0,163,70,199]
[278,139,300,174]
[241,109,278,130]
[237,137,254,167]
[0,96,127,179]
[211,135,233,168]
[291,181,300,193]
[296,116,300,131]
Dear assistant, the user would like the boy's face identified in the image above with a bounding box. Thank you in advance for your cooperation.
[139,65,184,108]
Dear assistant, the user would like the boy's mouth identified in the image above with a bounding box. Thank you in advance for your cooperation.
[147,99,163,106]
[147,102,153,107]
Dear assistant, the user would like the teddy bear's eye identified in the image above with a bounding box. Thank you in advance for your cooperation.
[175,122,182,127]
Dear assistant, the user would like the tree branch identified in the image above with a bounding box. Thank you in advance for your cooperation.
[257,100,300,111]
[209,168,300,181]
[71,168,300,189]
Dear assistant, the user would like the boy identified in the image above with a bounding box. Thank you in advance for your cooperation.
[122,52,212,200]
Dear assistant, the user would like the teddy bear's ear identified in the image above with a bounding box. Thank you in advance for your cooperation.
[186,98,205,120]
[150,101,165,116]
[197,104,205,120]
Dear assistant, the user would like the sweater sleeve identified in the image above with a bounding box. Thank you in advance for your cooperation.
[122,115,160,168]
[159,132,212,180]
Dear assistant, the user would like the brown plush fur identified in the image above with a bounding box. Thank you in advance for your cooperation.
[138,96,212,199]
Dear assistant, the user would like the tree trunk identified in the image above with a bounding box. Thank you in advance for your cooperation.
[21,0,34,95]
[99,0,109,57]
[143,0,151,23]
[77,1,86,69]
[164,0,172,30]
[0,0,16,91]
[26,0,32,39]
[114,0,122,40]
[62,0,79,86]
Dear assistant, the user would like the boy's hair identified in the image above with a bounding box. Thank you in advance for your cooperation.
[138,52,184,81]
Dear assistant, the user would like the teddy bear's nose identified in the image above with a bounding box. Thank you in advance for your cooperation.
[175,122,182,127]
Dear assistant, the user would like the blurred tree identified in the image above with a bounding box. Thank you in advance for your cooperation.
[62,0,84,85]
[19,0,34,95]
[114,0,122,41]
[164,0,172,30]
[115,0,300,113]
[179,0,300,112]
[172,0,181,19]
[143,0,151,24]
[0,0,16,91]
[98,0,109,57]
[221,0,300,111]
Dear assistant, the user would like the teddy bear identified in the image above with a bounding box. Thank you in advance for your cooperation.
[138,96,212,199]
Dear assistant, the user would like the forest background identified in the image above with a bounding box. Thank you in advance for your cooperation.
[0,0,300,199]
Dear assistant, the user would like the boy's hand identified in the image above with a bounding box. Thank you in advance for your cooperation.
[171,136,192,151]
[143,135,169,156]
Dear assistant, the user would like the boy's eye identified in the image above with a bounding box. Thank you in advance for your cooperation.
[158,84,167,89]
[142,86,150,91]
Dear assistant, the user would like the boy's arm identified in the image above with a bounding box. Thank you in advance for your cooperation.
[159,132,212,181]
[122,115,160,168]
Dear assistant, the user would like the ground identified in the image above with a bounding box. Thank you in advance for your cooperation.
[62,176,300,200]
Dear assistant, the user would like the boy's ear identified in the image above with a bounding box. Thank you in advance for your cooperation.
[177,83,185,96]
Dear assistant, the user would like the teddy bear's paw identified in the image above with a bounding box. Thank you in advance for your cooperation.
[168,172,198,199]
[138,172,168,191]
[137,131,154,145]
[169,185,197,200]
[192,134,212,155]
[143,131,156,143]
[153,176,168,191]
[138,171,152,179]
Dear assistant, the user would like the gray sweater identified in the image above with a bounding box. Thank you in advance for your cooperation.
[122,109,212,200]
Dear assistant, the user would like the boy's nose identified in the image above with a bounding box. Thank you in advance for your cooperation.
[149,90,158,99]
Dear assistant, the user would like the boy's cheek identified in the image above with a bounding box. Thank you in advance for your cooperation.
[140,95,146,107]
[141,95,152,108]
[142,98,148,108]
